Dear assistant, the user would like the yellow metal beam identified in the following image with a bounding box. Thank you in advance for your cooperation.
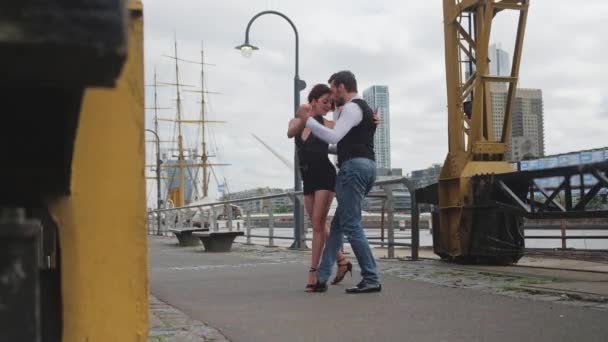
[447,0,481,23]
[502,0,529,143]
[49,1,148,341]
[443,0,465,153]
[456,24,477,51]
[457,39,476,64]
[480,75,518,83]
[494,1,528,11]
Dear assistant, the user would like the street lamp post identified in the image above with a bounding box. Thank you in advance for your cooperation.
[236,10,307,249]
[145,129,163,235]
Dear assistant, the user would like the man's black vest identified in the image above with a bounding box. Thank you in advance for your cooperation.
[337,98,376,167]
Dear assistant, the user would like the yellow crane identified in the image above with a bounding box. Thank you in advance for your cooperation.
[418,0,531,264]
[421,1,607,264]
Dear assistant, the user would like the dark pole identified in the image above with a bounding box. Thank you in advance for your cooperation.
[146,129,162,235]
[238,10,307,249]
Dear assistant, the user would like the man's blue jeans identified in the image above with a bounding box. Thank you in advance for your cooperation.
[317,158,379,286]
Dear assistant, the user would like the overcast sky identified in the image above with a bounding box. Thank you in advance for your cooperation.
[143,0,607,201]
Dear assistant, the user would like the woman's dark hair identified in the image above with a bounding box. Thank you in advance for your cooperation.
[307,83,331,103]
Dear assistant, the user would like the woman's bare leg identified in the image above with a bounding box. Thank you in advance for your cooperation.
[303,194,318,287]
[316,191,347,266]
[306,190,348,289]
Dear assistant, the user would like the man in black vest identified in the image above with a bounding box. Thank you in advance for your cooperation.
[295,70,381,294]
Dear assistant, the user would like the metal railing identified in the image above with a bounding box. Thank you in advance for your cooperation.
[147,177,421,260]
[524,219,608,250]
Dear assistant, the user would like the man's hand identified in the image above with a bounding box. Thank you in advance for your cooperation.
[296,104,313,120]
[373,110,381,127]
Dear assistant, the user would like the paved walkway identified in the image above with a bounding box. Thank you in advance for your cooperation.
[149,236,608,342]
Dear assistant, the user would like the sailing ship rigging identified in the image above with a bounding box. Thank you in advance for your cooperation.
[146,39,229,209]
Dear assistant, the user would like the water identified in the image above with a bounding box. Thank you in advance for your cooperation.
[234,226,608,250]
[149,216,608,251]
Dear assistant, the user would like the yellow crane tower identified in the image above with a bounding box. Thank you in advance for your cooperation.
[420,1,607,265]
[418,0,531,264]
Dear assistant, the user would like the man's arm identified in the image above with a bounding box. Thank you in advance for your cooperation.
[304,102,362,144]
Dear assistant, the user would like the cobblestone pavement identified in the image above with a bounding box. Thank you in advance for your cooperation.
[149,295,230,342]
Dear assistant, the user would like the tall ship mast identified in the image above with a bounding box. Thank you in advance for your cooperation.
[185,42,229,200]
[157,38,189,207]
[149,39,229,208]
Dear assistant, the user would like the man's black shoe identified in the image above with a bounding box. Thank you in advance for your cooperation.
[312,281,328,293]
[345,283,382,294]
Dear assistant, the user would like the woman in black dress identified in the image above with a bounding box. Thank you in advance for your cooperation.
[287,84,352,291]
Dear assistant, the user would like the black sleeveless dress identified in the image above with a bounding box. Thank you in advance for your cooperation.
[296,115,337,195]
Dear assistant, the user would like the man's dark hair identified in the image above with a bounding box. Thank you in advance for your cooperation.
[328,70,357,92]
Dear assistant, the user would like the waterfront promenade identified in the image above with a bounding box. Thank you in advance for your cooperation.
[148,236,608,342]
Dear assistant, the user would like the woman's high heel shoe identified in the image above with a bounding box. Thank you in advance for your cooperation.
[305,267,317,292]
[331,259,352,285]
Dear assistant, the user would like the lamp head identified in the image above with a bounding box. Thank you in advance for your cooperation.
[235,42,259,58]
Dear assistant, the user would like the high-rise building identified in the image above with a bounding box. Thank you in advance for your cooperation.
[489,43,511,77]
[362,85,391,169]
[464,44,510,81]
[485,44,545,162]
[491,88,545,161]
[465,43,511,89]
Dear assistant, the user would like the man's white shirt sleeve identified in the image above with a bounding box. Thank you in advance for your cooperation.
[304,102,362,144]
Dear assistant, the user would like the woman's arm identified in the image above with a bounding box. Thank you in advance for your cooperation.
[287,118,306,138]
[289,104,314,138]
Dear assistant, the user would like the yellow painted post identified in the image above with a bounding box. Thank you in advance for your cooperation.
[49,1,147,341]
